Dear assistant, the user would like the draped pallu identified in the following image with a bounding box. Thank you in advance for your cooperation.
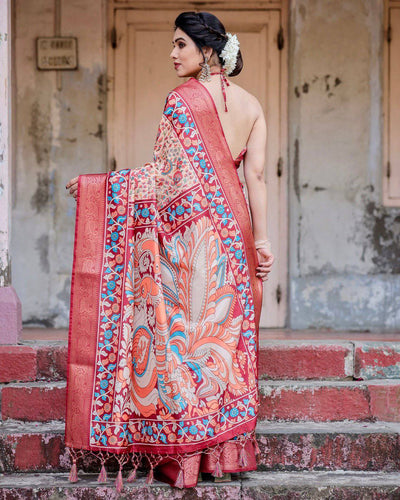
[65,77,263,488]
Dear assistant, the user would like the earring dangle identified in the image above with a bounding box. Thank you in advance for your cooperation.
[199,57,211,82]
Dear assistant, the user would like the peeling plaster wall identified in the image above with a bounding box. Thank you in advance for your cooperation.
[11,0,400,330]
[11,0,107,326]
[289,0,400,329]
[0,0,11,288]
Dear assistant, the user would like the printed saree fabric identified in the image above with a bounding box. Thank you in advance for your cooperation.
[65,77,263,488]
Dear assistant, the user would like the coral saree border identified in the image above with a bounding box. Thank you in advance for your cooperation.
[65,78,263,470]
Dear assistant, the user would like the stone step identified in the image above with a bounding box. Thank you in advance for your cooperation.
[3,379,400,423]
[1,420,400,474]
[0,471,399,498]
[258,379,400,422]
[2,340,400,383]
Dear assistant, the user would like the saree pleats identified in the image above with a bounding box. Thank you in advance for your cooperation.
[65,78,263,488]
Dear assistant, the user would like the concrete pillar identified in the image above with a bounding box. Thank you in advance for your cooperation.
[0,0,22,344]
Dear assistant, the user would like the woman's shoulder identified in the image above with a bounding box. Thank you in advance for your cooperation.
[230,82,263,112]
[228,81,264,124]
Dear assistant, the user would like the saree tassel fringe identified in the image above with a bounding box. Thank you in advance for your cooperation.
[97,464,108,483]
[115,469,124,493]
[239,446,249,468]
[146,468,154,485]
[213,460,223,478]
[175,468,184,489]
[68,460,78,483]
[127,467,137,483]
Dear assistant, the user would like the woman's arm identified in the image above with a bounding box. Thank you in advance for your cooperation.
[243,102,274,281]
[243,102,268,242]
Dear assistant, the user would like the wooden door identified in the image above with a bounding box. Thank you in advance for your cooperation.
[109,8,287,327]
[384,5,400,205]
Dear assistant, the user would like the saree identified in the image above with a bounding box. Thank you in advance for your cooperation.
[65,77,263,489]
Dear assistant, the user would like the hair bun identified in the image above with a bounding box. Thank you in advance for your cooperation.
[174,11,244,76]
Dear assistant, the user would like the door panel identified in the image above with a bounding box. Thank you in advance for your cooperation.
[388,8,400,200]
[111,8,286,327]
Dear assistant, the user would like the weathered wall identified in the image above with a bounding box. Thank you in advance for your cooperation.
[0,0,11,288]
[11,0,399,330]
[288,0,400,329]
[11,0,107,326]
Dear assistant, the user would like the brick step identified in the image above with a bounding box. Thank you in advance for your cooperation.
[2,340,400,383]
[0,343,67,383]
[258,379,400,422]
[259,340,354,380]
[0,471,400,498]
[260,340,400,380]
[1,382,66,421]
[3,379,400,423]
[353,342,400,380]
[256,421,400,472]
[1,420,400,474]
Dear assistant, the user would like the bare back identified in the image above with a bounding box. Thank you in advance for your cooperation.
[198,76,263,161]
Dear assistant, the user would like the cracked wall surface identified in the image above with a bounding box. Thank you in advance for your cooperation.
[288,0,400,329]
[0,3,11,289]
[11,0,107,326]
[10,0,399,329]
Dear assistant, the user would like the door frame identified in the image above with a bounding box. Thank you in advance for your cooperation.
[106,0,289,327]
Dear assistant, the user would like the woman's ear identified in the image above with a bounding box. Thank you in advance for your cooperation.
[203,46,214,61]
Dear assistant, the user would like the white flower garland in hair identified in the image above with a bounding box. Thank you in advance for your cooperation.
[220,33,240,76]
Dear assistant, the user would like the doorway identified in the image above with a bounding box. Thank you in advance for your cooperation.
[107,4,288,327]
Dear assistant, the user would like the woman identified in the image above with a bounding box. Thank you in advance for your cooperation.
[65,11,274,490]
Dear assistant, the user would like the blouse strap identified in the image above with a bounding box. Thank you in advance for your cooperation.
[210,69,230,112]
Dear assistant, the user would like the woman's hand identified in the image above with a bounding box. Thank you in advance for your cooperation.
[66,176,79,200]
[256,247,274,281]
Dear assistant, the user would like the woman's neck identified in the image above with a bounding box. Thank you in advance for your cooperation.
[194,65,223,80]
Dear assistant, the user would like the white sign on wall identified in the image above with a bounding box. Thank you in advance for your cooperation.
[36,37,78,70]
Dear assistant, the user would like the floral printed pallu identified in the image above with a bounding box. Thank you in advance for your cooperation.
[66,77,263,489]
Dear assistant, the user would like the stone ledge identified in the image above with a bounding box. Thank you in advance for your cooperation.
[0,471,399,499]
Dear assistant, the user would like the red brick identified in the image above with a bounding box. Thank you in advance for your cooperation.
[355,344,400,379]
[36,345,67,380]
[0,429,117,473]
[1,384,66,422]
[259,344,352,380]
[369,384,400,421]
[11,433,66,471]
[258,384,371,421]
[0,346,37,383]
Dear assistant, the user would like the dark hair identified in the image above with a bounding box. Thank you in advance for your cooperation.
[174,11,243,77]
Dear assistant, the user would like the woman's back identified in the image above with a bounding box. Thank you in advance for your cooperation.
[198,77,261,161]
